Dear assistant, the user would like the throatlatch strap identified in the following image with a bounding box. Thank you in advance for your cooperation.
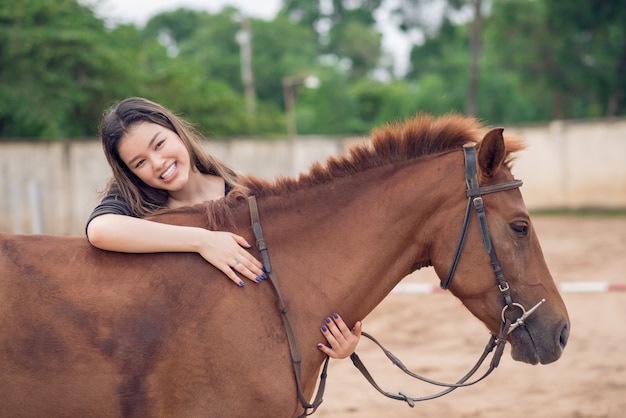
[247,195,329,417]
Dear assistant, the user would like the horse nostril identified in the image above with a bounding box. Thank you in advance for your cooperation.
[559,322,570,350]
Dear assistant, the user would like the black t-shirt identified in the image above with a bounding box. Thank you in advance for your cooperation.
[87,185,136,224]
[85,184,141,236]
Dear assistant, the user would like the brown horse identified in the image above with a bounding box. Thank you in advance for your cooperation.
[0,114,569,417]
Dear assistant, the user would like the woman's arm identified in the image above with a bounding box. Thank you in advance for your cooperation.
[87,214,264,286]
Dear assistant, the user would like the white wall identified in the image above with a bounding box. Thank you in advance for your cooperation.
[1,117,624,236]
[509,118,626,208]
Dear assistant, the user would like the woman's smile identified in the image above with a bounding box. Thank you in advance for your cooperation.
[160,162,178,181]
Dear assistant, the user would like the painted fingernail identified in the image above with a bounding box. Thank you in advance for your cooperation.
[256,277,262,283]
[324,317,331,324]
[317,344,323,349]
[333,313,339,319]
[262,266,268,273]
[239,281,245,287]
[321,325,328,332]
[262,273,268,279]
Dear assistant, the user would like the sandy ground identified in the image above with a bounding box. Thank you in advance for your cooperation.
[315,216,626,418]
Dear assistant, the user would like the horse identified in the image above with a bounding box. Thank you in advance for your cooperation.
[0,114,569,417]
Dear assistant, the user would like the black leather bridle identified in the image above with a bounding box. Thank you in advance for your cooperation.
[349,144,547,406]
[247,144,546,415]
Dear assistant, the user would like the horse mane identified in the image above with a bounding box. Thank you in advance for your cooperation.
[239,113,523,198]
[153,113,524,230]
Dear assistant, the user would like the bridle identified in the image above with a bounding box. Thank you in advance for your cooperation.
[442,144,545,332]
[349,143,547,406]
[246,144,546,415]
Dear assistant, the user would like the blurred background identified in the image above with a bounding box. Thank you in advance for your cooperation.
[1,0,625,234]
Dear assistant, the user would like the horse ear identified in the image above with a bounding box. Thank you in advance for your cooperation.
[477,128,506,177]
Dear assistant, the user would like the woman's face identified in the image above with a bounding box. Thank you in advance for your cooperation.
[117,122,192,192]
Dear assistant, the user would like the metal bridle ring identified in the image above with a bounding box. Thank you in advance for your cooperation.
[501,302,526,323]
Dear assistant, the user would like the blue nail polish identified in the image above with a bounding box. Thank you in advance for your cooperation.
[256,277,262,283]
[317,344,323,349]
[262,273,268,279]
[262,266,268,273]
[333,313,339,319]
[324,317,331,324]
[239,280,245,287]
[321,325,328,332]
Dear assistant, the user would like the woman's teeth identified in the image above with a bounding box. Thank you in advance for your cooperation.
[161,163,176,179]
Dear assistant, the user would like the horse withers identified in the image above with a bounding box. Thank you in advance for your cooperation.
[0,114,569,417]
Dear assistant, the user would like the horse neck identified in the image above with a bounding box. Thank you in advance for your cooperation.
[257,150,465,326]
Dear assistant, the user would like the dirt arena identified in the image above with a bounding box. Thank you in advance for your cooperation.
[315,216,626,418]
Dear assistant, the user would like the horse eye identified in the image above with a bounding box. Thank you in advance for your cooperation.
[510,222,529,236]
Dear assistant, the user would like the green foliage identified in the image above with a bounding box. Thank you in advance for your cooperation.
[484,0,626,121]
[349,79,425,128]
[544,0,626,117]
[296,69,358,135]
[246,15,319,105]
[328,18,382,79]
[114,7,319,136]
[0,0,130,138]
[0,0,623,140]
[282,0,383,80]
[405,19,469,116]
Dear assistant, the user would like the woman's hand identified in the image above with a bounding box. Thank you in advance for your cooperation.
[317,313,362,359]
[195,230,265,287]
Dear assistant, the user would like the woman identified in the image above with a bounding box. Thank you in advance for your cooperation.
[86,97,361,358]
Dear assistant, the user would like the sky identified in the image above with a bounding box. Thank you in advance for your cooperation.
[82,0,411,76]
[85,0,281,25]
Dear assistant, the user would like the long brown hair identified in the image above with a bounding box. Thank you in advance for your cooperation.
[99,97,244,217]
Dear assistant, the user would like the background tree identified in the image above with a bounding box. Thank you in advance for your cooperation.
[544,0,626,117]
[392,0,487,116]
[281,0,383,80]
[141,8,320,135]
[485,0,626,121]
[483,0,555,122]
[0,0,136,138]
[407,18,469,116]
[1,0,624,140]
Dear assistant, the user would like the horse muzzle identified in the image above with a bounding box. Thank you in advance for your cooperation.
[509,314,570,365]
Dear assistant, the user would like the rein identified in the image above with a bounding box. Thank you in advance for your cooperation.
[348,144,546,407]
[248,196,329,418]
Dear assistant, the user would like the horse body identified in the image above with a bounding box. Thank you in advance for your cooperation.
[0,114,569,417]
[0,232,298,417]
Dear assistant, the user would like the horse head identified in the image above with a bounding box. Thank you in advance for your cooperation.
[431,127,570,365]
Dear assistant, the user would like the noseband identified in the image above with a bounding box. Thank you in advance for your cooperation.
[349,144,546,406]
